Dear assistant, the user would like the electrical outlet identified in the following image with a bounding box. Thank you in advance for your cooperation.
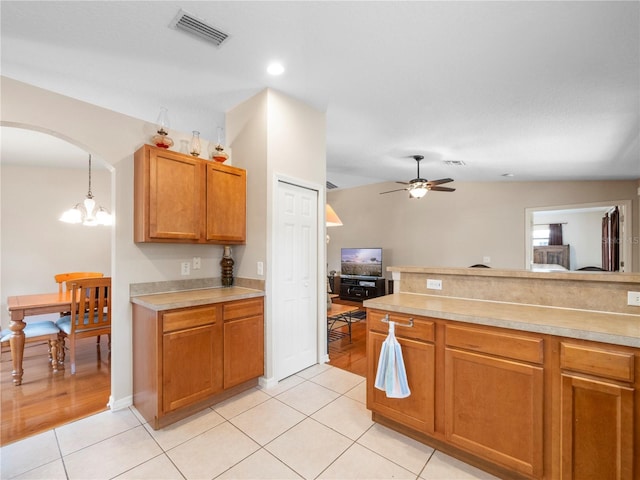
[257,261,264,276]
[193,257,201,269]
[181,262,190,276]
[627,291,640,306]
[483,256,491,264]
[427,279,442,290]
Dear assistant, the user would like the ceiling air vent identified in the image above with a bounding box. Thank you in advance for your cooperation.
[170,9,229,47]
[326,181,339,190]
[444,160,466,166]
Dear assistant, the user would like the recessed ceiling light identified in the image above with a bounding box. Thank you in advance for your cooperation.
[267,62,285,75]
[502,173,515,177]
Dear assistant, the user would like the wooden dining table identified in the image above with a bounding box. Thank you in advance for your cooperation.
[6,291,72,385]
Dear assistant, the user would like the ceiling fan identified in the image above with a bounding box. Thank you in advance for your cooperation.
[380,155,455,199]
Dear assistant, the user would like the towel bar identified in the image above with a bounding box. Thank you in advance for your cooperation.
[382,314,413,328]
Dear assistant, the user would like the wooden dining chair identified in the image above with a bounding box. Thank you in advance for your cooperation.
[56,277,111,374]
[55,271,104,343]
[54,272,104,294]
[1,321,63,372]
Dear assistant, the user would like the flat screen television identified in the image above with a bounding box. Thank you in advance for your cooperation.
[340,247,383,278]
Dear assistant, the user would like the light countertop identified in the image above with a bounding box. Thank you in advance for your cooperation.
[364,293,640,348]
[131,287,264,311]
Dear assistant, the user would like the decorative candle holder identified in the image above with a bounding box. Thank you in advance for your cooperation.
[152,107,174,149]
[220,246,235,287]
[212,144,229,163]
[211,126,229,163]
[190,131,201,157]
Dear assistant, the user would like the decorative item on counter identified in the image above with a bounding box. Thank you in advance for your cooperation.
[152,107,174,149]
[212,126,229,163]
[220,246,235,287]
[189,130,201,157]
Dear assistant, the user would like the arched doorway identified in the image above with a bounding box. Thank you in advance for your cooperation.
[0,125,113,443]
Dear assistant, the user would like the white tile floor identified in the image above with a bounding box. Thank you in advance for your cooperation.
[1,364,499,480]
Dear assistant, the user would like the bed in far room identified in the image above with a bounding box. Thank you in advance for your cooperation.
[532,245,570,271]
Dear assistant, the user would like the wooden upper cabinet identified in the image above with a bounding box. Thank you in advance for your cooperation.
[134,145,246,244]
[206,163,247,243]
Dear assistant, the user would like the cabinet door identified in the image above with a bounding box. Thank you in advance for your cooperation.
[162,323,223,413]
[224,315,264,388]
[146,148,205,241]
[206,163,246,243]
[561,374,634,480]
[445,348,544,478]
[367,331,435,433]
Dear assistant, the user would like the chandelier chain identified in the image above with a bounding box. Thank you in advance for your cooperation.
[87,154,94,199]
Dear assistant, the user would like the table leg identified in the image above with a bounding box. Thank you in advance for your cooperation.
[48,339,60,373]
[9,311,26,386]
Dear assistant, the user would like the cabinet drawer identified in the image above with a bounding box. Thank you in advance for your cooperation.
[163,306,217,333]
[560,343,634,383]
[223,298,263,321]
[446,325,543,364]
[368,310,434,342]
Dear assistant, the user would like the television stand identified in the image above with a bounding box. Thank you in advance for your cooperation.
[339,276,385,302]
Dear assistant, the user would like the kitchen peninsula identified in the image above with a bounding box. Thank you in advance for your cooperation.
[364,266,640,480]
[131,280,264,429]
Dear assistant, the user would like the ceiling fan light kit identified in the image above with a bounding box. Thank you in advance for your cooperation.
[409,186,428,199]
[380,155,456,199]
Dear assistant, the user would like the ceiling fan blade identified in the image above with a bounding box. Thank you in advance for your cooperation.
[427,178,454,186]
[379,187,409,194]
[428,186,456,192]
[395,181,410,185]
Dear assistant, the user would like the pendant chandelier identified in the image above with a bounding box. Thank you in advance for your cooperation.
[59,154,113,226]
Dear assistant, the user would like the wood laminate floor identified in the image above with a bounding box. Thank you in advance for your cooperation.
[327,304,367,377]
[1,337,110,446]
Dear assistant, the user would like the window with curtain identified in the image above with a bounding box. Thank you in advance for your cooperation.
[532,225,550,246]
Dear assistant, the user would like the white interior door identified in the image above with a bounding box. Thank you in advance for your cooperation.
[274,180,318,380]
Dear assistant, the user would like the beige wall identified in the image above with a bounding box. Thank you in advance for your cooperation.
[327,180,640,275]
[227,89,327,382]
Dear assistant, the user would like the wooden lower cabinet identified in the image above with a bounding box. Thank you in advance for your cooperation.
[560,342,636,480]
[368,331,435,433]
[445,325,544,478]
[444,348,544,478]
[223,298,265,389]
[133,297,264,429]
[162,322,223,413]
[366,308,639,480]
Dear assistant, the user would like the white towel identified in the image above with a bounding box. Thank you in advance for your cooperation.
[374,321,411,398]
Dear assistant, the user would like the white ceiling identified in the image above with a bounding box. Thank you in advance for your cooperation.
[1,1,638,188]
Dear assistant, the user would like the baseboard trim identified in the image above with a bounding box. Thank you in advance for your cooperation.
[109,394,133,411]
